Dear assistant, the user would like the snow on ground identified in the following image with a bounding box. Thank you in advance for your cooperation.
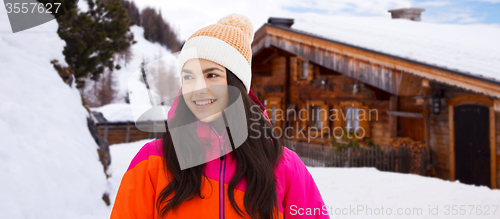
[91,103,137,122]
[0,5,109,219]
[310,167,500,219]
[292,14,500,82]
[107,140,500,219]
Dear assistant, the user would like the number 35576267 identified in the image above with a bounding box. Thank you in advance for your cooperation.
[4,3,61,14]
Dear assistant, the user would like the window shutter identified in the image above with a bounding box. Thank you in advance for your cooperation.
[333,105,342,135]
[275,104,283,131]
[320,104,329,132]
[301,104,308,128]
[264,100,270,123]
[290,57,298,81]
[359,105,370,138]
[307,62,314,81]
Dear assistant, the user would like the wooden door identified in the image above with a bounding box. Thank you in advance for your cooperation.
[454,104,490,187]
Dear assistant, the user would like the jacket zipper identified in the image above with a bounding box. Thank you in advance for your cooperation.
[212,126,226,219]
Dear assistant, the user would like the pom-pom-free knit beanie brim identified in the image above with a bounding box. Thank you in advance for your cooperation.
[178,14,254,93]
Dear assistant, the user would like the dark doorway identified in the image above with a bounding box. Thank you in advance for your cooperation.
[454,104,490,187]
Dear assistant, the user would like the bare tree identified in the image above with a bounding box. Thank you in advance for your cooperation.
[144,50,180,106]
[115,47,134,68]
[81,68,119,107]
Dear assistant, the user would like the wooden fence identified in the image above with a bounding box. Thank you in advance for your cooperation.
[283,139,428,175]
[96,122,162,145]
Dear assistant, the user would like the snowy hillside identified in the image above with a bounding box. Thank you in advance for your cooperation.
[90,25,179,124]
[113,25,179,102]
[0,5,109,219]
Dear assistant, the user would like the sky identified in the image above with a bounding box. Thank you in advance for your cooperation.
[130,0,500,41]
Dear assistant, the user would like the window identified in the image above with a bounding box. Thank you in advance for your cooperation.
[291,57,313,82]
[301,60,309,79]
[311,105,321,128]
[345,107,360,132]
[271,107,277,126]
[301,101,329,134]
[334,101,371,138]
[265,96,283,130]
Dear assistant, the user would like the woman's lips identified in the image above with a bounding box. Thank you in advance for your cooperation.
[193,99,217,110]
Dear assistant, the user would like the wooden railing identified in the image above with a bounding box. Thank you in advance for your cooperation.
[283,139,428,175]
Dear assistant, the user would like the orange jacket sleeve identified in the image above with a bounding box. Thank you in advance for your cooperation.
[111,143,162,219]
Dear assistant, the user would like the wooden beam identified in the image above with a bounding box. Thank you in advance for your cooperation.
[424,107,431,172]
[387,110,424,118]
[389,96,398,138]
[125,122,130,143]
[494,100,500,112]
[449,105,455,182]
[263,48,279,63]
[489,106,497,189]
[397,73,423,96]
[446,93,493,107]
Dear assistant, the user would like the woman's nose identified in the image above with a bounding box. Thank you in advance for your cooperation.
[193,77,209,95]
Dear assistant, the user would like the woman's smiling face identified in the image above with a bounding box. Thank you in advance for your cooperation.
[181,59,229,123]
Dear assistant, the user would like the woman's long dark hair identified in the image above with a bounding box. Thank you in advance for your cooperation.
[156,69,284,219]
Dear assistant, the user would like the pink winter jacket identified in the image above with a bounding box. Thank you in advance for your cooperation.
[111,89,330,218]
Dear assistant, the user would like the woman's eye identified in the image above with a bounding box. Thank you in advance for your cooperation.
[183,75,193,80]
[207,73,219,78]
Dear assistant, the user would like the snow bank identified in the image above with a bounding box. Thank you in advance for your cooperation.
[0,6,109,219]
[309,167,500,218]
[292,14,500,82]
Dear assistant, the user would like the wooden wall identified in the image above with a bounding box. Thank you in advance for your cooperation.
[496,112,500,188]
[251,55,392,146]
[429,103,450,180]
[398,96,426,141]
[254,57,287,88]
[97,126,154,145]
[369,101,391,146]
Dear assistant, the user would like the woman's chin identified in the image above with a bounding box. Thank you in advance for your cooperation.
[198,112,222,123]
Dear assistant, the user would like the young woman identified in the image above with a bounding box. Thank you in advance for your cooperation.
[111,14,329,219]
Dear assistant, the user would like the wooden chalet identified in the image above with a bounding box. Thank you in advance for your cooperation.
[251,17,500,189]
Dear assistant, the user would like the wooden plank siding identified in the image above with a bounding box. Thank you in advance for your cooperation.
[495,112,500,188]
[252,24,500,99]
[251,53,392,147]
[429,104,451,180]
[97,128,152,145]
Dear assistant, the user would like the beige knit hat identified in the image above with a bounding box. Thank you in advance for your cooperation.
[178,14,254,93]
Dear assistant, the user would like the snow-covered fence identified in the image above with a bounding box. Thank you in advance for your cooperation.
[284,139,428,175]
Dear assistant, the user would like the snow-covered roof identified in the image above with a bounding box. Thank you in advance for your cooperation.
[288,14,500,83]
[91,103,171,123]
